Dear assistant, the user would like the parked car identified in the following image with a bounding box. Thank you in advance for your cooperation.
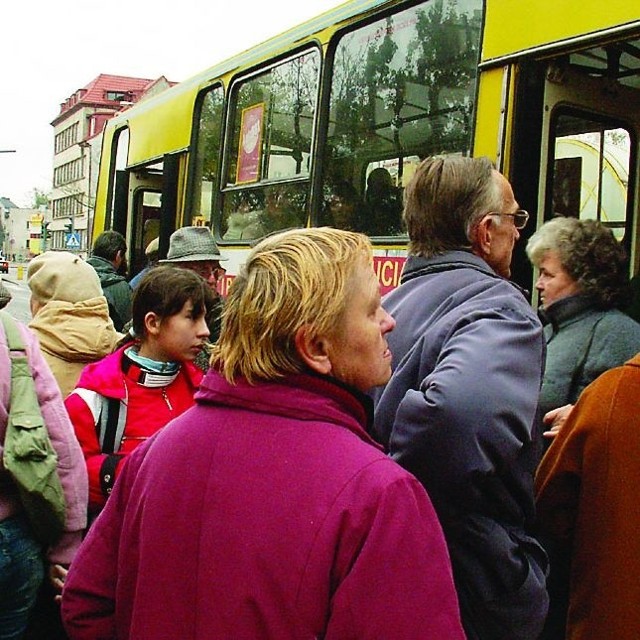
[0,255,8,274]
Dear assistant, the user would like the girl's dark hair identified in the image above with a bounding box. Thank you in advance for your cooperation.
[132,266,215,337]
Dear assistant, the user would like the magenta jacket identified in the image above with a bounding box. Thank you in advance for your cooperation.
[62,371,464,639]
[0,316,88,564]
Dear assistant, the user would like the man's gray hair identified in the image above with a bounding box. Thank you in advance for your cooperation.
[403,155,503,258]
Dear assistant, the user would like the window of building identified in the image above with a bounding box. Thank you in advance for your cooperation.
[105,91,133,102]
[53,157,84,187]
[54,123,79,154]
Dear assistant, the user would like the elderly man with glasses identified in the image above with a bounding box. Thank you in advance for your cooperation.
[370,155,548,640]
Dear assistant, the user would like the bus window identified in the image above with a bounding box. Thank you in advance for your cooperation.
[192,85,224,225]
[548,112,631,241]
[220,50,320,239]
[322,0,482,237]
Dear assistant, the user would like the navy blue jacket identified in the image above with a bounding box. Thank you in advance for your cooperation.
[371,251,548,640]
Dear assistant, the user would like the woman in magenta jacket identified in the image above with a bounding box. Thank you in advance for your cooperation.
[61,228,465,639]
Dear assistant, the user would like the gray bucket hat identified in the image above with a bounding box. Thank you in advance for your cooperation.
[158,226,227,263]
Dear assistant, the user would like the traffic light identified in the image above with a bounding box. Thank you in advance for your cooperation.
[42,221,50,240]
[64,222,73,234]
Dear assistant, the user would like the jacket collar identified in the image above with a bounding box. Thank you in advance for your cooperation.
[539,294,596,330]
[401,250,530,298]
[75,343,202,398]
[197,369,382,451]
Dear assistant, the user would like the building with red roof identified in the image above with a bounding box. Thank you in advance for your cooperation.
[49,74,175,254]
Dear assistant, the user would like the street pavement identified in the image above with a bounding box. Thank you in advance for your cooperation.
[2,264,32,324]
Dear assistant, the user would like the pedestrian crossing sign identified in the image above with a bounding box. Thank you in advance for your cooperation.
[66,232,81,249]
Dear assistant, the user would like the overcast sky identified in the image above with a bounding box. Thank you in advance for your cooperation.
[1,0,345,207]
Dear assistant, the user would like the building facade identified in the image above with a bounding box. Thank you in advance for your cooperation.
[50,74,174,254]
[0,197,51,261]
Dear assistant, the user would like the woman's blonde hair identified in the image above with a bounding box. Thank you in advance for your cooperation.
[212,227,372,383]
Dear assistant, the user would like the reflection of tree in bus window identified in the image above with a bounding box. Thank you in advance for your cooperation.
[323,181,364,232]
[260,185,305,234]
[365,168,403,235]
[223,191,265,241]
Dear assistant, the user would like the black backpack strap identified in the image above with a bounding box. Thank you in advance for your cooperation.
[95,396,127,499]
[99,454,124,497]
[98,397,125,454]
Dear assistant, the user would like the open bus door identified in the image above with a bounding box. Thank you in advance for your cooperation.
[510,37,640,299]
[118,154,186,280]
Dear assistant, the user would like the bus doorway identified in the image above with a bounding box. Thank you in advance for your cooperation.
[510,36,640,298]
[537,57,640,302]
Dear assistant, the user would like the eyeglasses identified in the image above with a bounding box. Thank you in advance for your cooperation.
[188,262,226,281]
[487,210,529,229]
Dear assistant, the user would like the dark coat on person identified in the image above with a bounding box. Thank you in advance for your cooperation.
[536,353,640,640]
[538,293,640,418]
[86,256,132,332]
[61,371,465,640]
[371,250,549,640]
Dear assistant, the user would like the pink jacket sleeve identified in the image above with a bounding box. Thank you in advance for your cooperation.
[20,323,89,564]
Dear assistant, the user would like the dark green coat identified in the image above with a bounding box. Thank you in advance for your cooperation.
[87,256,132,332]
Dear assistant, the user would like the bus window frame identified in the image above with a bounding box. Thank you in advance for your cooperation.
[185,81,226,228]
[544,104,637,256]
[216,42,324,242]
[105,125,130,232]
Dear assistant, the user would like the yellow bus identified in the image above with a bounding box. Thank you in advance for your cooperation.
[92,0,640,296]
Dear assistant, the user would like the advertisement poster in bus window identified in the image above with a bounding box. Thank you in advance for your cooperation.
[236,103,264,184]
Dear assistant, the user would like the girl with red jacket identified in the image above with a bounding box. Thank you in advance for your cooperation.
[65,267,213,514]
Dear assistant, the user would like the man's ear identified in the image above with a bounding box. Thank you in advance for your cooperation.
[294,325,332,376]
[471,215,492,259]
[143,311,162,337]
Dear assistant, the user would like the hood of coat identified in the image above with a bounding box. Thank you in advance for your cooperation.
[197,370,381,450]
[29,297,122,363]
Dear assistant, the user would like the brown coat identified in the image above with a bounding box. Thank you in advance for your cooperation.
[536,353,640,640]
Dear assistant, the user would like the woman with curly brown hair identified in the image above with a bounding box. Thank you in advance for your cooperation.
[527,216,640,423]
[526,216,640,640]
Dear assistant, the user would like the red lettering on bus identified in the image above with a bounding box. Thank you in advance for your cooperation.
[373,256,406,295]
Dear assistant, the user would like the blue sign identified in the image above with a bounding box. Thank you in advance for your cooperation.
[65,232,81,249]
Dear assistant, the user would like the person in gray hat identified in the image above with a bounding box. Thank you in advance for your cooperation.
[159,226,226,286]
[158,226,227,367]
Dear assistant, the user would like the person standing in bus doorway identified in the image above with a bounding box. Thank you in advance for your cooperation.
[87,231,133,332]
[370,155,548,640]
[61,228,465,640]
[129,237,159,289]
[158,226,227,369]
